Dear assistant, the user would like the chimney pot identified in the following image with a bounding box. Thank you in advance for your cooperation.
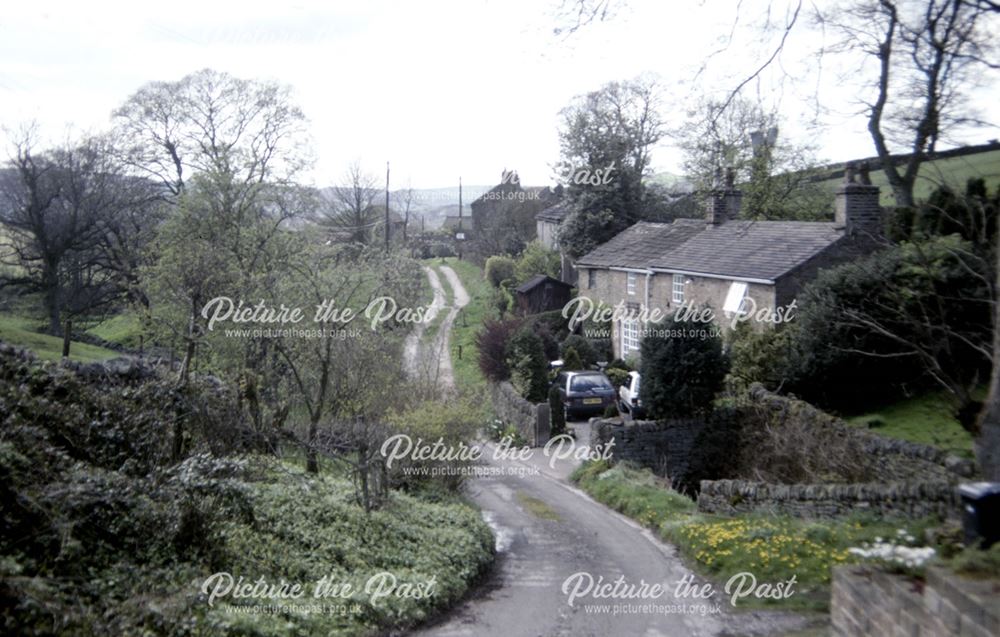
[835,178,882,236]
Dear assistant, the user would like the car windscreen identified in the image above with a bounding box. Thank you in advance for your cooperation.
[570,375,612,392]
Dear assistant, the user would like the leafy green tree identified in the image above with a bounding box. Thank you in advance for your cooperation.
[639,319,728,418]
[557,208,617,259]
[725,321,797,391]
[556,77,664,257]
[787,234,992,427]
[268,240,421,476]
[513,240,560,283]
[506,327,550,402]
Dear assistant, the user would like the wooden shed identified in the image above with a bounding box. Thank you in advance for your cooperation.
[515,274,574,315]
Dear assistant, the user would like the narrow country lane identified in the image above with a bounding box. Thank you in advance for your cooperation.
[406,263,814,637]
[404,264,469,394]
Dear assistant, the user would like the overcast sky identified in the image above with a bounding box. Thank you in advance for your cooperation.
[1,0,997,189]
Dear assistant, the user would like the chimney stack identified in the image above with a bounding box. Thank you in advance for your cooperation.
[706,167,742,225]
[835,161,882,236]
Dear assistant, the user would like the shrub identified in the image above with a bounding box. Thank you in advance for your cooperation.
[534,319,561,361]
[524,310,571,340]
[506,327,549,402]
[561,334,596,367]
[607,358,632,371]
[513,240,560,284]
[639,317,728,418]
[562,346,584,371]
[726,322,795,392]
[475,318,521,381]
[785,234,991,420]
[485,255,517,288]
[605,367,630,390]
[491,281,516,315]
[549,385,566,436]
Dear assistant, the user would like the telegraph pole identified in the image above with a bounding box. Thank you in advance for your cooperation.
[385,161,391,252]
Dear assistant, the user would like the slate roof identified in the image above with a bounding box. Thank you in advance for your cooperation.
[535,199,575,224]
[515,274,574,294]
[577,219,846,282]
[575,220,705,269]
[649,221,844,281]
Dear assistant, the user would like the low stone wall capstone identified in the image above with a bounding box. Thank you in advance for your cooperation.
[697,479,960,520]
[831,565,1000,636]
[488,381,550,447]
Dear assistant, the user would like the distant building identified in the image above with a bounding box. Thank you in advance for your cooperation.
[469,170,561,256]
[534,195,577,284]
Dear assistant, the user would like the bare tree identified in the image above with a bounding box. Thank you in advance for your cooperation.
[551,0,618,35]
[820,0,998,207]
[0,127,140,332]
[394,183,415,242]
[321,160,382,245]
[676,96,829,220]
[268,242,419,479]
[113,69,309,199]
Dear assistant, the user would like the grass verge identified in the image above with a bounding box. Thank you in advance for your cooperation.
[428,257,492,394]
[86,312,144,349]
[571,460,936,612]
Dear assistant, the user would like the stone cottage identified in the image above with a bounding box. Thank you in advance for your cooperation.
[469,170,561,257]
[534,196,576,284]
[574,165,883,359]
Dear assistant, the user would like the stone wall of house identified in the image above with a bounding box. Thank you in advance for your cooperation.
[697,480,959,520]
[774,234,876,309]
[590,417,704,488]
[575,266,781,359]
[831,566,1000,637]
[489,381,550,447]
[537,219,558,250]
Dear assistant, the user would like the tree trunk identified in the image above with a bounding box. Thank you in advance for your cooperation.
[306,411,320,474]
[45,267,61,335]
[975,237,1000,480]
[178,309,197,385]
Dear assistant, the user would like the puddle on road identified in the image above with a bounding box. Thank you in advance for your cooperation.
[480,510,514,553]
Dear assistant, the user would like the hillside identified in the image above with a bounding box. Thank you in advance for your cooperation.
[813,143,1000,204]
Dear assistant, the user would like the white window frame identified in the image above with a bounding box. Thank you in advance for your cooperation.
[723,281,750,315]
[672,273,685,304]
[620,318,640,355]
[626,271,637,295]
[588,269,596,289]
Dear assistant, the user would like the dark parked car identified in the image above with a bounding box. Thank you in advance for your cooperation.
[552,370,617,420]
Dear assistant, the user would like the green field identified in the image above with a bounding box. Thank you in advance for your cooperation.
[814,148,1000,205]
[845,390,981,458]
[0,313,120,362]
[650,146,1000,206]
